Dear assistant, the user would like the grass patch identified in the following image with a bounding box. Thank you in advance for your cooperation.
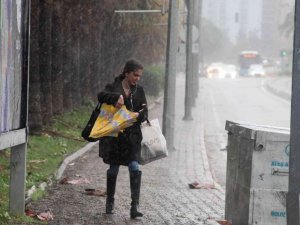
[30,189,46,202]
[0,105,93,224]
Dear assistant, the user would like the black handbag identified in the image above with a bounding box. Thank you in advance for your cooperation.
[81,103,102,142]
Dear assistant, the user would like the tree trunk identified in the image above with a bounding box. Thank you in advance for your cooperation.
[62,0,73,112]
[39,0,53,125]
[28,0,43,132]
[89,0,102,97]
[79,1,92,100]
[51,0,64,115]
[70,0,82,107]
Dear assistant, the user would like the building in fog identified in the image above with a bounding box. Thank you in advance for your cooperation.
[260,0,293,57]
[202,0,261,43]
[202,0,232,40]
[201,0,293,63]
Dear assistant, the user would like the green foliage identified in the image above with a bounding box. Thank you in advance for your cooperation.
[140,64,165,97]
[0,212,11,224]
[0,153,10,224]
[0,105,93,224]
[31,189,46,202]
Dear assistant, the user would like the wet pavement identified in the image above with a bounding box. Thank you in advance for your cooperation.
[27,75,292,225]
[28,75,224,225]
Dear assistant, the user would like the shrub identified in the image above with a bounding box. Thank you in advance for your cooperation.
[140,64,165,97]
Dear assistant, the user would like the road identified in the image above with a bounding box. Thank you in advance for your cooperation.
[199,77,291,187]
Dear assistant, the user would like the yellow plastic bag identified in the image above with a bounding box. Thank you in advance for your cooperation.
[89,103,137,138]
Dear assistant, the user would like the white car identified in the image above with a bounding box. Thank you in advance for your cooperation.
[206,63,225,79]
[223,64,238,79]
[206,63,238,79]
[248,64,266,77]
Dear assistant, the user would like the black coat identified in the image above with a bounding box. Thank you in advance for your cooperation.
[97,76,148,165]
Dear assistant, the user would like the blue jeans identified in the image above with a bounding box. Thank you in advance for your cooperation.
[107,161,139,175]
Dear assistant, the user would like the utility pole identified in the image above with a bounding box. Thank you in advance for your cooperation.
[287,0,300,224]
[162,0,179,151]
[192,0,202,104]
[183,0,200,120]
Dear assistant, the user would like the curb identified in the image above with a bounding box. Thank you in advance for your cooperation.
[200,124,225,193]
[25,142,98,204]
[263,79,291,101]
[55,142,98,180]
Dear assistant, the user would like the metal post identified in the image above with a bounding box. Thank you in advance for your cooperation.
[9,144,27,214]
[198,0,203,94]
[287,0,300,224]
[192,0,202,104]
[9,0,30,214]
[162,0,179,151]
[183,0,195,120]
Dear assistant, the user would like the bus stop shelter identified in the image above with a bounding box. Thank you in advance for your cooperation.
[0,0,30,214]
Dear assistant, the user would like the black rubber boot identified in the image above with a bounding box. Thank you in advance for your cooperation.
[106,170,117,214]
[130,171,143,219]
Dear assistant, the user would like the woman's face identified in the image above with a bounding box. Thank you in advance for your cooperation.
[126,69,143,86]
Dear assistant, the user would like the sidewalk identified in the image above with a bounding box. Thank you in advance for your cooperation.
[28,76,225,225]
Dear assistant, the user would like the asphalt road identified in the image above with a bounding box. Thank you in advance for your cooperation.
[200,77,291,187]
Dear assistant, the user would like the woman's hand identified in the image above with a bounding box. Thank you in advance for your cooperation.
[115,95,124,108]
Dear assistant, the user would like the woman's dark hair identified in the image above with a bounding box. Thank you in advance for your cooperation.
[119,59,143,79]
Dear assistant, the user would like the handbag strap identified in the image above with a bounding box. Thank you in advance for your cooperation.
[96,102,102,110]
[95,102,102,113]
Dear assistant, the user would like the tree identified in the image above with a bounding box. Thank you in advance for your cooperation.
[51,0,64,115]
[61,0,73,112]
[70,0,82,106]
[28,0,43,133]
[39,0,53,124]
[280,9,294,38]
[28,0,168,132]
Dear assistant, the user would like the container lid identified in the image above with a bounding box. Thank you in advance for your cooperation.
[225,120,290,141]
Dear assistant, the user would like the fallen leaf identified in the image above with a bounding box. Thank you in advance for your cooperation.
[84,188,106,197]
[67,178,90,185]
[36,210,54,221]
[42,133,52,138]
[59,176,69,184]
[29,159,47,164]
[25,209,36,217]
[188,182,215,189]
[216,220,232,225]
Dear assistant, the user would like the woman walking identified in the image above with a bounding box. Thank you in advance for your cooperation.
[97,59,148,219]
